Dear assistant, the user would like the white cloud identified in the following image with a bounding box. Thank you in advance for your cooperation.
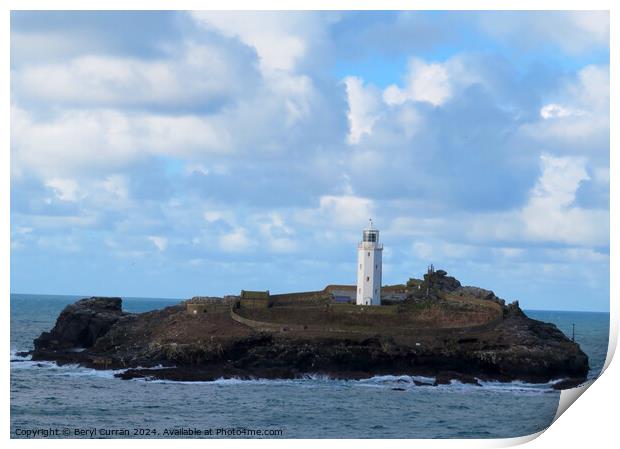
[530,154,588,207]
[593,166,610,185]
[344,76,382,144]
[387,152,608,250]
[523,65,609,143]
[319,195,374,228]
[466,154,608,247]
[11,14,341,185]
[45,177,81,201]
[11,106,231,178]
[257,213,298,253]
[521,154,607,246]
[12,41,252,109]
[569,64,610,112]
[189,12,330,131]
[540,104,583,120]
[383,58,452,107]
[273,72,315,126]
[204,211,226,223]
[296,194,374,229]
[190,11,331,74]
[219,227,251,252]
[348,149,388,182]
[99,175,129,201]
[395,104,422,139]
[148,236,167,252]
[268,238,297,253]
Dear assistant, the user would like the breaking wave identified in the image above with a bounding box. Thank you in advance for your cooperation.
[11,349,563,392]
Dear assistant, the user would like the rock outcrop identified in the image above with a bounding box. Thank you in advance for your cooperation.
[34,297,126,351]
[29,293,590,388]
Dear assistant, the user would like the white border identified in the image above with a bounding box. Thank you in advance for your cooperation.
[3,1,617,447]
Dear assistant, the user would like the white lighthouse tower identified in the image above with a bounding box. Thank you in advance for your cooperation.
[356,219,383,306]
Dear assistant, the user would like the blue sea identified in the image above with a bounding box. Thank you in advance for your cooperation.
[10,294,610,439]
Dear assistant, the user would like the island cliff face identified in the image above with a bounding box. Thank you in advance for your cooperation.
[29,276,589,389]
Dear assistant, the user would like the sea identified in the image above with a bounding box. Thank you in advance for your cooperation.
[10,293,610,439]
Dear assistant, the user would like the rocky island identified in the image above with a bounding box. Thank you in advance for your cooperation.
[26,270,589,389]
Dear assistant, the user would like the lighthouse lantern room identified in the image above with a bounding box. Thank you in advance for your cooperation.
[356,219,383,306]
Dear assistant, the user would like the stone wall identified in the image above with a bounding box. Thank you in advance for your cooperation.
[230,307,308,332]
[186,297,230,315]
[230,303,504,336]
[186,302,228,315]
[270,290,331,306]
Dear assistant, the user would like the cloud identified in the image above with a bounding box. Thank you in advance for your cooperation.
[344,76,382,144]
[219,227,251,252]
[189,11,333,74]
[569,64,610,112]
[521,65,609,144]
[464,154,608,247]
[383,58,452,106]
[189,11,345,139]
[203,210,227,223]
[11,31,100,66]
[520,154,607,246]
[9,11,609,310]
[296,195,374,230]
[477,11,609,55]
[383,151,608,253]
[257,213,298,254]
[45,178,81,202]
[11,106,232,178]
[148,236,168,252]
[11,13,347,187]
[540,104,583,120]
[99,175,129,201]
[12,41,258,111]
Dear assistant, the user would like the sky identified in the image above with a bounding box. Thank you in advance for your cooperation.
[10,11,610,312]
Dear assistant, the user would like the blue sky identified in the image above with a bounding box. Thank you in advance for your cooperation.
[10,11,610,311]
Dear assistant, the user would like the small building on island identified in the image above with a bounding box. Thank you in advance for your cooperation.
[239,290,271,309]
[186,296,231,315]
[187,220,389,316]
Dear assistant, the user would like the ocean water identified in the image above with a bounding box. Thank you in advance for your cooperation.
[10,294,610,439]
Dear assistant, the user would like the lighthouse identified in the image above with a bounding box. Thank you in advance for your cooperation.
[356,219,383,306]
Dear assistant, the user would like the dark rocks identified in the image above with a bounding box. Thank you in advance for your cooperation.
[457,286,495,300]
[408,268,463,300]
[424,270,461,292]
[456,286,506,306]
[503,301,526,318]
[33,297,125,352]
